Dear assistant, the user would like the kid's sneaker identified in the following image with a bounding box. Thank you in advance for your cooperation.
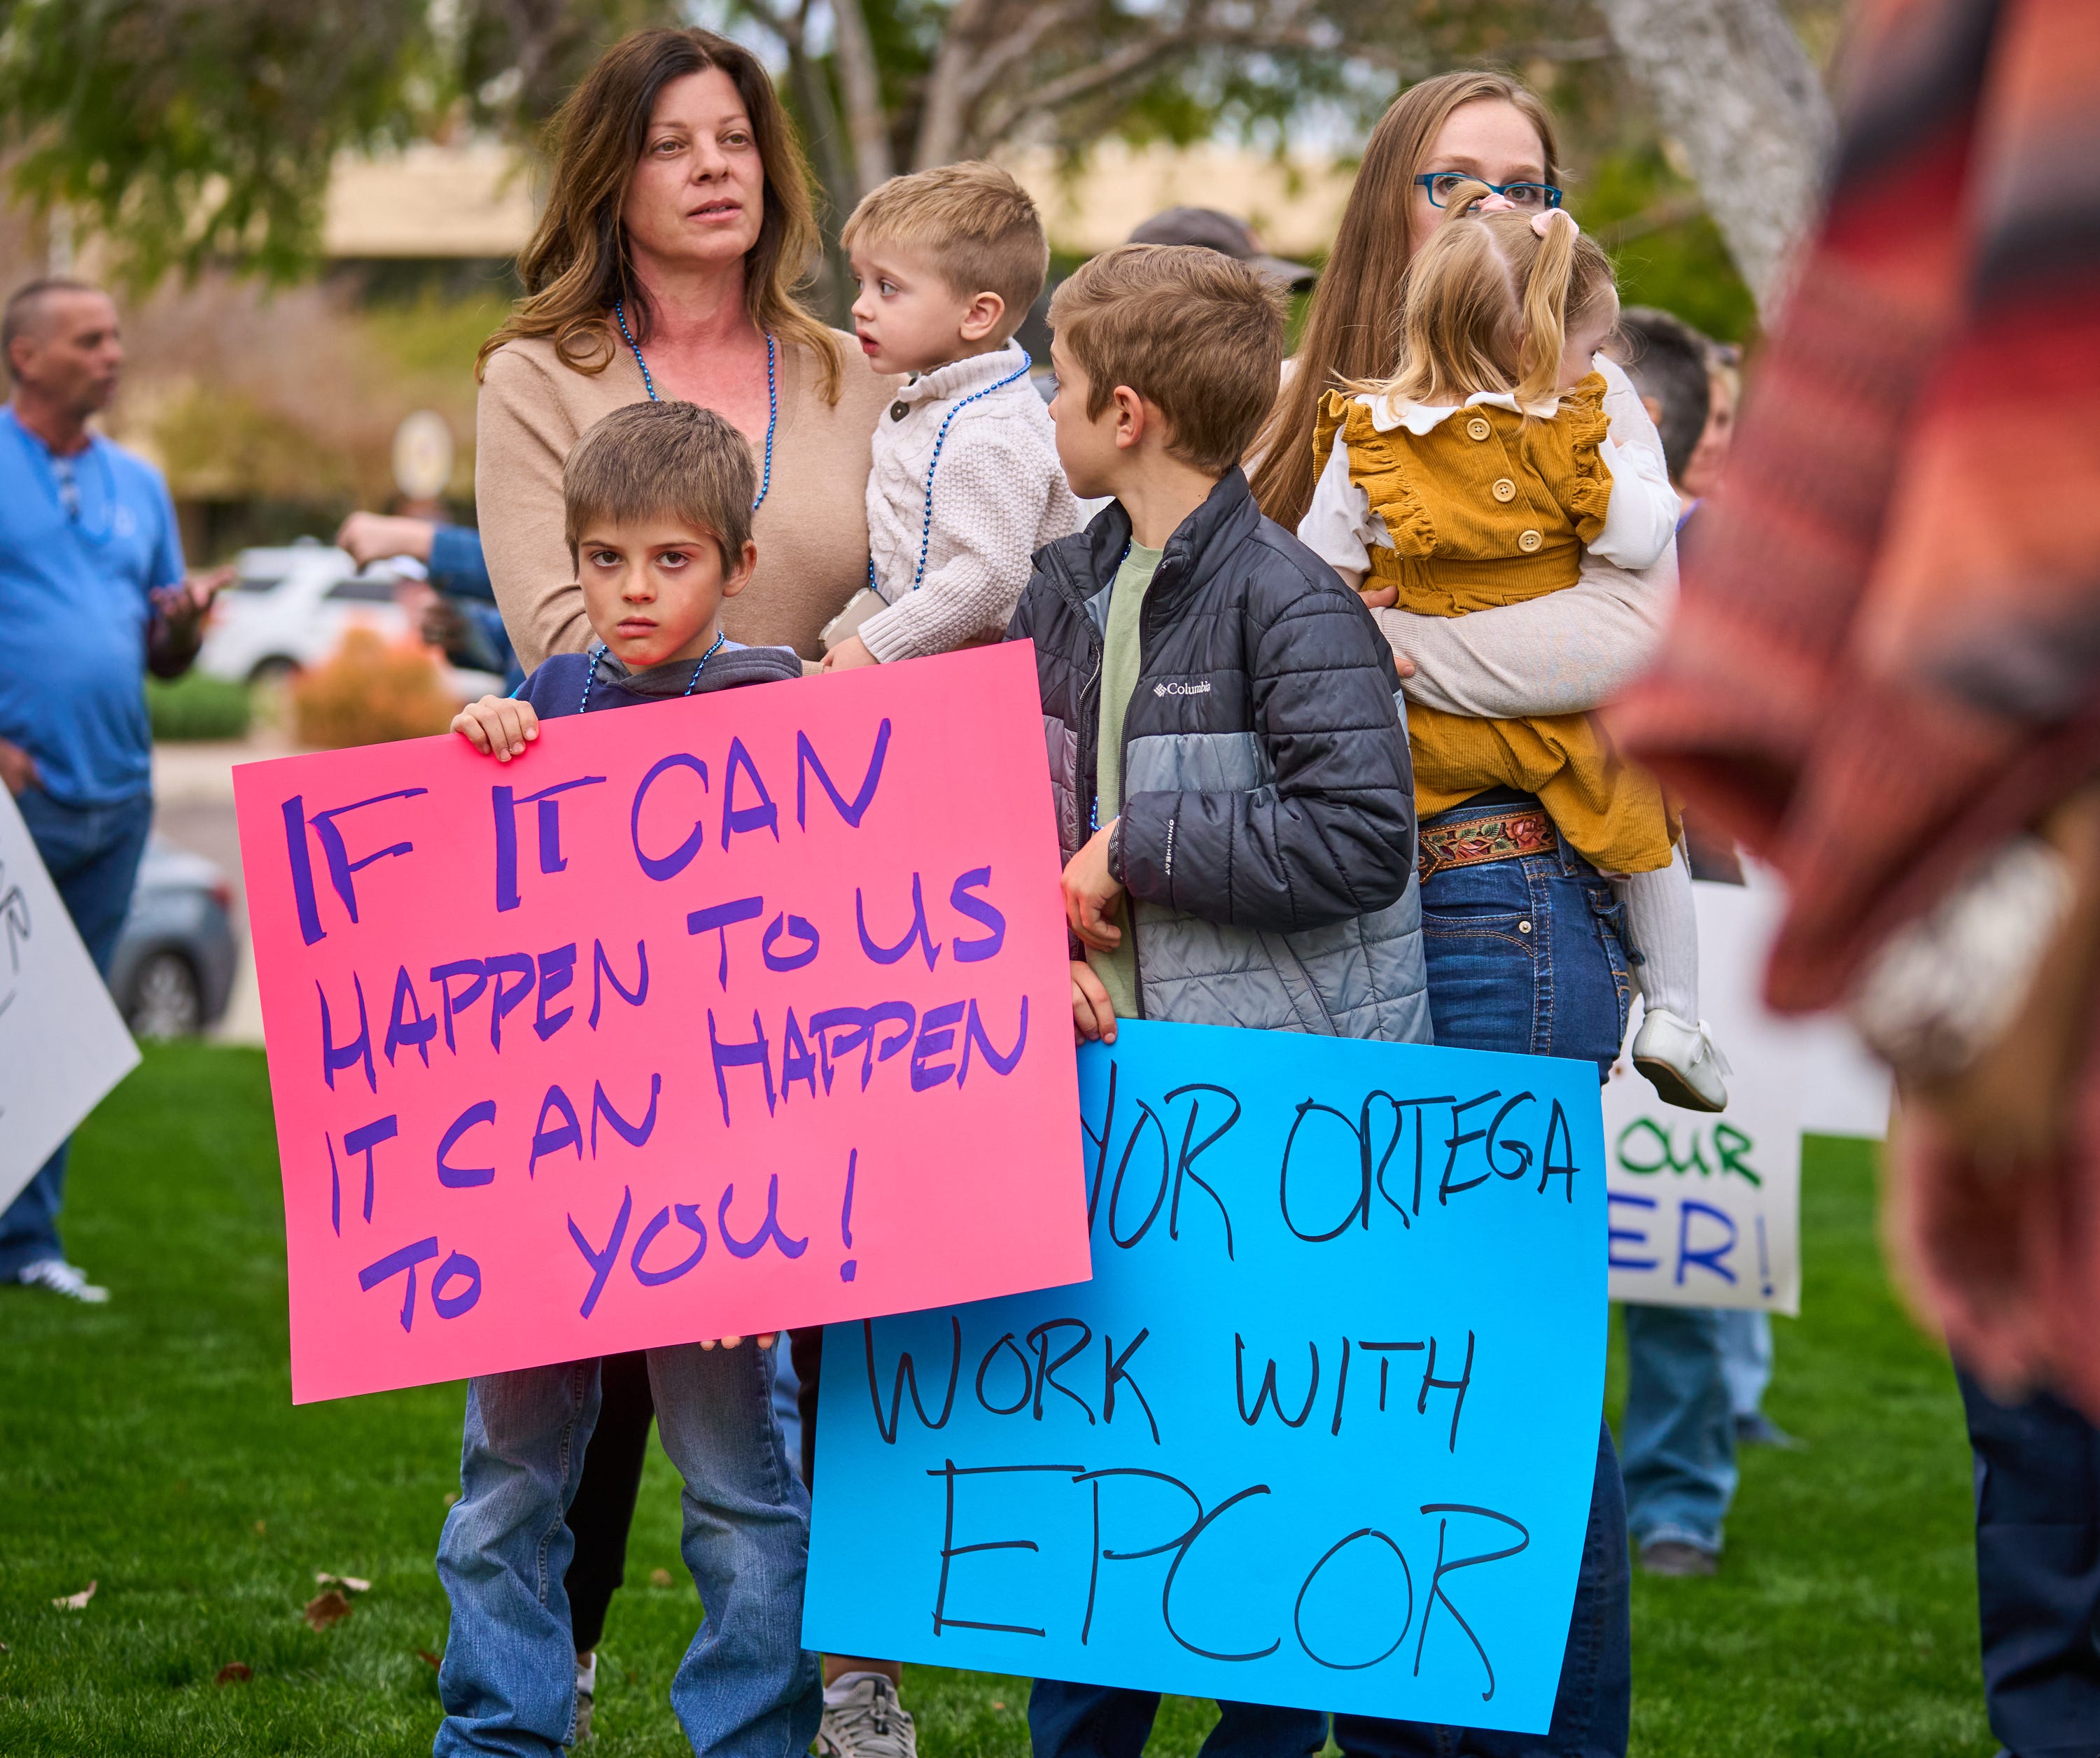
[1631,1008,1730,1113]
[18,1259,108,1302]
[816,1674,917,1758]
[573,1654,596,1743]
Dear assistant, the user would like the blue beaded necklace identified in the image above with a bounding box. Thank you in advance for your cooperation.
[870,348,1034,596]
[613,300,777,512]
[578,629,727,715]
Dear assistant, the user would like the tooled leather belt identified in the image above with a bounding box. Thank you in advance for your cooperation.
[1417,807,1559,882]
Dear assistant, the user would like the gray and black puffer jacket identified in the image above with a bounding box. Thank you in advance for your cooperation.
[1009,467,1431,1043]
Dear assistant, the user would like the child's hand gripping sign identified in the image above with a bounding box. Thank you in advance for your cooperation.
[234,644,1088,1402]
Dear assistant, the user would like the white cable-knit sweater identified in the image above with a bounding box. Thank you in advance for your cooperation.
[859,342,1082,663]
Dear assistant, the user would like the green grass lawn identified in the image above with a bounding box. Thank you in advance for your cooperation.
[0,1045,1990,1756]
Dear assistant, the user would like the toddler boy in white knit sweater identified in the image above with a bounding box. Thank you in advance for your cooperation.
[820,161,1081,670]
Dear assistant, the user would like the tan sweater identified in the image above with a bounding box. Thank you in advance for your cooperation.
[475,330,898,667]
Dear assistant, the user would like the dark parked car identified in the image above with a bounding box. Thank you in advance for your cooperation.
[110,839,237,1038]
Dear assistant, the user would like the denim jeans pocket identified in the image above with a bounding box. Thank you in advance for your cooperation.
[1419,864,1541,1059]
[1580,880,1634,1048]
[1420,883,1541,1000]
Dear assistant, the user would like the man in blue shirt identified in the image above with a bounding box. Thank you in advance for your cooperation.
[0,278,223,1302]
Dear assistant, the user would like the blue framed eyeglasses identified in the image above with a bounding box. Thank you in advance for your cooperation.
[1415,173,1564,212]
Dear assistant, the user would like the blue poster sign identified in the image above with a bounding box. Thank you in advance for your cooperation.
[806,1020,1606,1731]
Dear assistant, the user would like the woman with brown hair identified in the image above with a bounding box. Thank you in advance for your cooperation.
[1273,71,1670,1758]
[1256,70,1672,720]
[440,30,891,1758]
[475,25,895,668]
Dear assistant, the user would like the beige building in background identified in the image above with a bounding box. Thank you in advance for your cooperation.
[1008,144,1354,258]
[323,142,540,260]
[323,139,1354,262]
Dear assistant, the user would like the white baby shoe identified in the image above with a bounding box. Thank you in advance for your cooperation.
[1632,1008,1730,1112]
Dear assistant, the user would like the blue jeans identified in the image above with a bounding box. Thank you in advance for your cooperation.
[1717,1309,1772,1419]
[1413,802,1632,1080]
[1028,1682,1327,1758]
[1957,1367,2100,1758]
[435,1342,821,1757]
[1619,1305,1736,1554]
[1332,1425,1630,1758]
[0,787,151,1277]
[1340,801,1632,1757]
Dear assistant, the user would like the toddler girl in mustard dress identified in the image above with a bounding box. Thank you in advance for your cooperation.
[1298,192,1728,1110]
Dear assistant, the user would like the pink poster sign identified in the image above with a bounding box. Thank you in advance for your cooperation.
[233,644,1088,1403]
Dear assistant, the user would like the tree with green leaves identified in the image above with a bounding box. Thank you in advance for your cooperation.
[0,0,428,283]
[0,0,659,283]
[0,0,1832,323]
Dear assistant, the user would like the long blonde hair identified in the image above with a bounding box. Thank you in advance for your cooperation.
[1365,190,1615,409]
[477,27,843,401]
[1249,70,1560,527]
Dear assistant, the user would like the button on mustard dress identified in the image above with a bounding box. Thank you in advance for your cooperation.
[1314,374,1676,876]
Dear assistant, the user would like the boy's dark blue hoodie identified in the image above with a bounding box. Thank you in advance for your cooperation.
[516,642,804,720]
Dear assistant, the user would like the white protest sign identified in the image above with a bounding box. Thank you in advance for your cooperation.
[0,788,141,1208]
[1604,873,1889,1316]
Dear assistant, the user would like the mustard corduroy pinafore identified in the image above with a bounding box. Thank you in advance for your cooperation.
[1314,375,1676,876]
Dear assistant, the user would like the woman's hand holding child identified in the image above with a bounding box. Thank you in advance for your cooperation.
[1350,582,1420,676]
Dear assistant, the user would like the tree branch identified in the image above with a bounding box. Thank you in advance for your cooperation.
[734,0,806,48]
[1597,193,1707,246]
[971,10,1321,148]
[912,0,1003,169]
[1591,0,1832,312]
[828,0,894,195]
[776,0,858,316]
[954,0,1093,111]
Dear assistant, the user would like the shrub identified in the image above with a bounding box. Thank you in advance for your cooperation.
[291,628,456,748]
[147,670,253,741]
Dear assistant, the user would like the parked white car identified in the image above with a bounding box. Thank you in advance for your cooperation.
[197,538,500,696]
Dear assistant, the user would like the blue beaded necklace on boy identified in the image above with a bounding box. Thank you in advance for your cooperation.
[577,629,726,714]
[871,348,1034,596]
[574,300,776,712]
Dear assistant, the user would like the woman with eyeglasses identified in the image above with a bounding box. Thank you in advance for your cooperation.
[1253,71,1669,1758]
[1253,73,1670,729]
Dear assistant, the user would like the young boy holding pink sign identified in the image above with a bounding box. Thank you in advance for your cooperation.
[435,400,818,1758]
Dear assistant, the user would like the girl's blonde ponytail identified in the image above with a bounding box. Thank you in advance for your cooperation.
[1354,178,1508,408]
[1516,211,1580,405]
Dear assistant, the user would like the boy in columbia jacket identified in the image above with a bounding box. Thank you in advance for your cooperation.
[1009,241,1430,1757]
[1013,242,1429,1053]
